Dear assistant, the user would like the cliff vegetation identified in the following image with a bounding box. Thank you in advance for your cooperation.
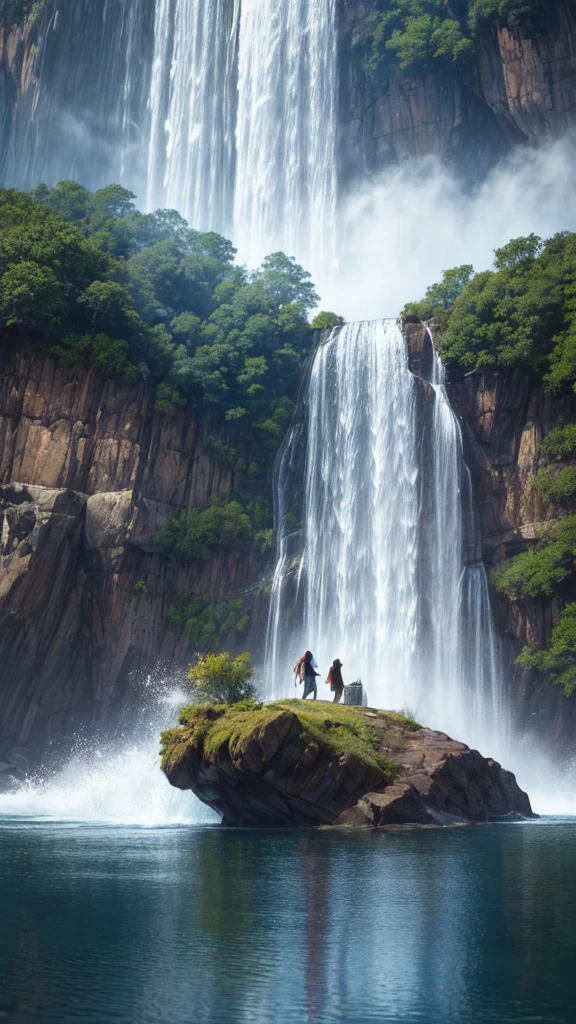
[405,233,576,698]
[0,183,334,487]
[368,1,547,78]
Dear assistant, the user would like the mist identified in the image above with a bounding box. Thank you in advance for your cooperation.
[318,132,576,321]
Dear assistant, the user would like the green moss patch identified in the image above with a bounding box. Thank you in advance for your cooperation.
[161,700,422,782]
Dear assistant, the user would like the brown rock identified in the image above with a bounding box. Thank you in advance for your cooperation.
[163,703,535,827]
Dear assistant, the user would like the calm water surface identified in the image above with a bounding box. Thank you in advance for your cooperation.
[0,818,575,1024]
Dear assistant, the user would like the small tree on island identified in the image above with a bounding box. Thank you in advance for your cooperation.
[187,652,259,704]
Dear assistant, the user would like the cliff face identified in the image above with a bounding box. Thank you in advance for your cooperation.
[0,343,267,772]
[339,0,576,183]
[404,323,576,752]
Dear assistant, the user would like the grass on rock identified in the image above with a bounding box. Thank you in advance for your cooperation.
[160,700,422,784]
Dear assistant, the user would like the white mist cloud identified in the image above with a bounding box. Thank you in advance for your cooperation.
[317,132,576,321]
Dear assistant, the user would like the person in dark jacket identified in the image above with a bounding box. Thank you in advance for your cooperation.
[326,659,344,703]
[294,650,320,700]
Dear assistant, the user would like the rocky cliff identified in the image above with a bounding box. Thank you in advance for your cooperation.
[161,700,535,827]
[405,322,576,753]
[0,342,268,774]
[339,0,576,182]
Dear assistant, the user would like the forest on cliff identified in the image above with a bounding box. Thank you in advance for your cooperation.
[0,183,337,476]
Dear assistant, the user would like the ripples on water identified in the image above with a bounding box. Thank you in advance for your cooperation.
[0,817,575,1024]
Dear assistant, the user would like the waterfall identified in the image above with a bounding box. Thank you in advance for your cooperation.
[146,0,238,232]
[233,0,338,270]
[1,0,338,273]
[1,0,154,195]
[266,320,509,756]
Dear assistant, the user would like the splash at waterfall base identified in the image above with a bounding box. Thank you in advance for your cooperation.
[161,701,535,828]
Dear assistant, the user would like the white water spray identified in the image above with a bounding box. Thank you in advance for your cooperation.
[266,320,507,758]
[0,688,216,826]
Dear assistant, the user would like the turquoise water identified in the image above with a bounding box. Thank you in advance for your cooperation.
[1,818,575,1023]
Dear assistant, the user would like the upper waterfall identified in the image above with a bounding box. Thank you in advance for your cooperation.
[266,320,508,756]
[1,0,339,274]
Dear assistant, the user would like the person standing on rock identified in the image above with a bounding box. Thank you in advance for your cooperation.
[294,651,320,700]
[326,659,344,704]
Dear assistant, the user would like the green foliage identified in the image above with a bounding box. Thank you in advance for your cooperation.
[0,0,44,27]
[310,311,345,331]
[369,0,545,78]
[0,184,336,472]
[532,467,576,507]
[517,604,576,697]
[408,233,576,382]
[0,261,65,332]
[165,594,249,652]
[154,382,186,413]
[187,652,258,705]
[155,500,254,560]
[541,424,576,462]
[403,264,474,321]
[204,439,239,469]
[491,517,576,599]
[468,0,542,33]
[368,2,473,77]
[132,579,148,598]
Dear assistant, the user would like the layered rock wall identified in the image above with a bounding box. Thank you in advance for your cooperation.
[0,343,266,770]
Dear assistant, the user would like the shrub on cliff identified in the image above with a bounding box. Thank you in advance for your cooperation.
[155,501,254,560]
[404,232,576,389]
[491,517,576,599]
[517,604,576,697]
[368,1,545,79]
[187,652,258,705]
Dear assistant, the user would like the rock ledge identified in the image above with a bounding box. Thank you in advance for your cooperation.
[161,701,536,827]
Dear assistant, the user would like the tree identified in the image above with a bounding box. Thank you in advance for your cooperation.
[311,311,345,331]
[255,252,320,313]
[0,261,65,332]
[187,652,258,704]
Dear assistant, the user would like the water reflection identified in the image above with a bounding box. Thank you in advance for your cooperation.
[0,821,575,1023]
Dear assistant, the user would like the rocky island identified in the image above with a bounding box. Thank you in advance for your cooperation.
[161,701,535,827]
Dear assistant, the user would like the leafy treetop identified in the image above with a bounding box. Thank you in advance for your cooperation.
[368,0,545,79]
[187,652,259,705]
[0,182,331,476]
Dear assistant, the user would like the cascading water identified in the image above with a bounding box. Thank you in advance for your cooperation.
[1,0,338,274]
[266,320,509,757]
[146,0,238,231]
[233,0,338,270]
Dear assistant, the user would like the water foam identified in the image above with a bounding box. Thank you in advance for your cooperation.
[0,688,217,827]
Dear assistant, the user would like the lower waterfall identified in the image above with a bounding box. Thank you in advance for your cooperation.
[266,319,509,758]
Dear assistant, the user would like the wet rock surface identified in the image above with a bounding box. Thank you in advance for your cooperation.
[162,701,535,827]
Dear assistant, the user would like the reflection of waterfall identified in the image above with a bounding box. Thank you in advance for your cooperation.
[266,320,508,755]
[1,0,338,271]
